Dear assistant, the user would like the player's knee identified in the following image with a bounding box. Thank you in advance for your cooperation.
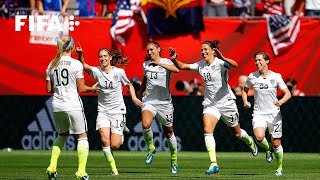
[255,135,265,142]
[233,132,241,138]
[100,136,110,145]
[111,143,121,150]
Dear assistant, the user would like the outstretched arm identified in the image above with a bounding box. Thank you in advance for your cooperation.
[169,47,191,70]
[76,43,92,74]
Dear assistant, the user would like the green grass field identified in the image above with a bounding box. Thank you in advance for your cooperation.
[0,150,319,179]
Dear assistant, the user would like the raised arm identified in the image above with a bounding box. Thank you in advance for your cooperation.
[76,43,92,74]
[169,47,191,70]
[214,48,238,68]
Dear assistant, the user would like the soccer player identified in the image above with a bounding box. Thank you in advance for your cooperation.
[242,51,291,176]
[45,35,98,180]
[137,41,180,174]
[77,45,142,175]
[170,40,258,175]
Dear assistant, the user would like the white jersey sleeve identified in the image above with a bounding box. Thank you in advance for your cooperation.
[277,74,287,90]
[119,68,130,86]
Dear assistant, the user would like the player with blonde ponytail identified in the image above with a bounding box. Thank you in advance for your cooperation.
[45,35,98,180]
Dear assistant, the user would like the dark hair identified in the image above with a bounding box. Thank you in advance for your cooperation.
[254,51,270,64]
[145,41,162,61]
[202,40,220,49]
[98,48,128,66]
[285,78,297,85]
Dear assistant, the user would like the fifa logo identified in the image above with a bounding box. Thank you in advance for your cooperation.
[15,14,80,32]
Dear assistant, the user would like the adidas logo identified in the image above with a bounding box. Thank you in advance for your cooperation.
[21,97,76,150]
[127,118,182,151]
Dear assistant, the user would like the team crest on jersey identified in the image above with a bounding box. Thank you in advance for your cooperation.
[158,66,164,71]
[270,79,275,85]
[114,75,118,81]
[211,65,215,70]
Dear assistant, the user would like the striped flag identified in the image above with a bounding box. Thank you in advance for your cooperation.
[110,0,141,46]
[267,14,300,55]
[263,2,284,16]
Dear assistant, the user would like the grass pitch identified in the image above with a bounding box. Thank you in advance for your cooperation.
[0,150,319,179]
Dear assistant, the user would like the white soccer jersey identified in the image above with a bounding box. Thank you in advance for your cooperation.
[90,66,130,114]
[46,56,84,112]
[246,71,287,114]
[142,58,173,104]
[189,57,236,106]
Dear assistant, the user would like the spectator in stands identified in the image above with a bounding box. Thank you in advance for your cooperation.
[36,0,70,15]
[187,78,204,96]
[77,0,95,17]
[233,75,254,96]
[46,35,98,180]
[105,0,117,17]
[137,41,180,174]
[77,45,142,176]
[232,0,251,17]
[205,0,229,17]
[170,40,258,175]
[242,51,291,177]
[285,78,305,96]
[298,0,320,16]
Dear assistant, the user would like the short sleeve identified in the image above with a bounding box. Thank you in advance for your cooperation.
[74,61,84,79]
[120,69,130,86]
[245,74,253,88]
[277,74,287,90]
[189,62,200,72]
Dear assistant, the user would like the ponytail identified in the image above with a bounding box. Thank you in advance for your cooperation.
[49,35,74,71]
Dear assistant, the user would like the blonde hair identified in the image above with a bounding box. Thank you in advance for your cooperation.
[49,35,74,71]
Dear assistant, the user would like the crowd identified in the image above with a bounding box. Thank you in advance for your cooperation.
[1,0,319,18]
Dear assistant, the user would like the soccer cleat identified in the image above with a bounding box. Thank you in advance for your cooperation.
[250,136,258,156]
[266,151,273,163]
[75,171,90,180]
[171,163,179,174]
[46,166,57,180]
[123,125,130,135]
[110,170,119,176]
[205,166,220,175]
[275,169,283,176]
[145,149,156,164]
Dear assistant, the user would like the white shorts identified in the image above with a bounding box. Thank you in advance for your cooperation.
[142,102,174,127]
[53,111,87,134]
[203,99,239,127]
[96,112,126,135]
[252,112,282,138]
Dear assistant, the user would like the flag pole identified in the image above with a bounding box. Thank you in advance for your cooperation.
[140,9,147,24]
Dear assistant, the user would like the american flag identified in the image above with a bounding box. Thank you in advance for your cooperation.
[110,0,141,46]
[263,2,284,16]
[267,14,300,55]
